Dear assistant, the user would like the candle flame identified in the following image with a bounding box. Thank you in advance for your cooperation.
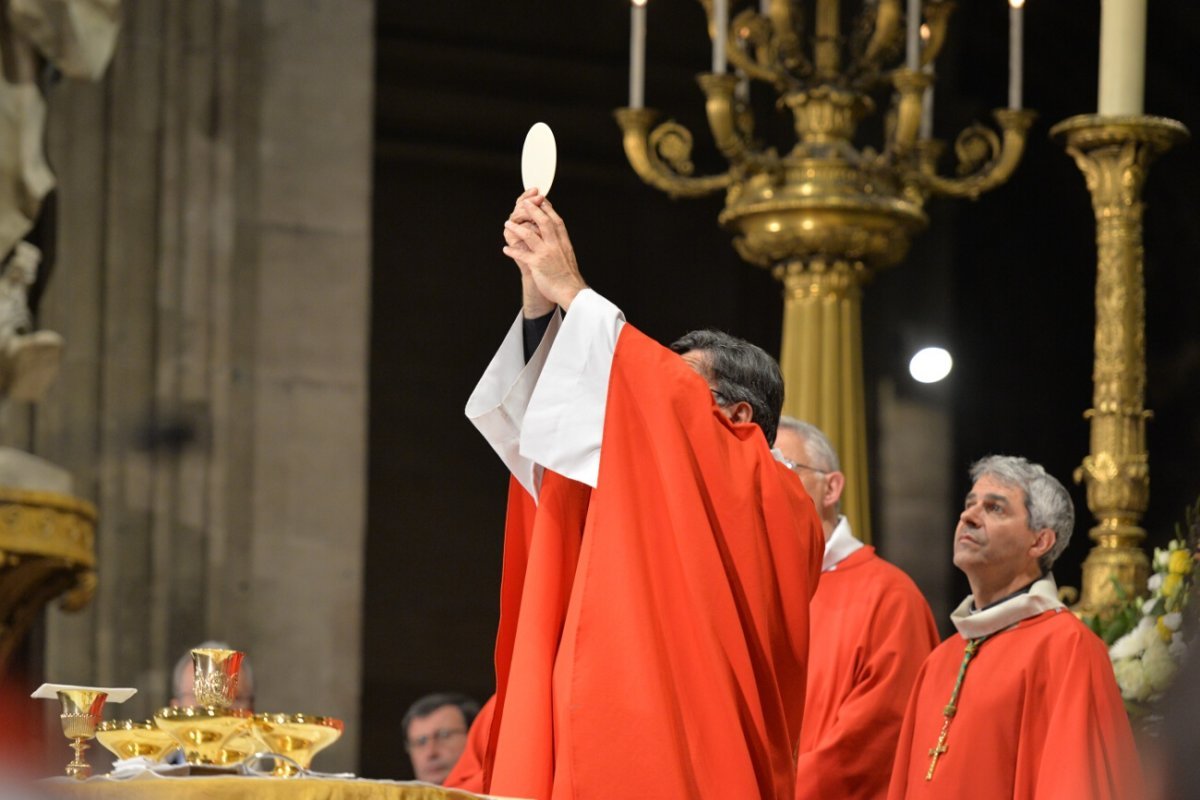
[920,23,931,43]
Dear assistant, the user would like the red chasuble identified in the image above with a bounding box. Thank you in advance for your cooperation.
[796,546,939,800]
[887,609,1144,800]
[473,325,824,800]
[444,694,494,792]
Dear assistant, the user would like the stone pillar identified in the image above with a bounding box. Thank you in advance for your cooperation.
[37,0,372,772]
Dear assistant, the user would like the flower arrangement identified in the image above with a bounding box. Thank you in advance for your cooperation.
[1086,496,1200,713]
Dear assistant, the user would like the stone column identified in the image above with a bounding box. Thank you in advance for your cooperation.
[37,0,372,772]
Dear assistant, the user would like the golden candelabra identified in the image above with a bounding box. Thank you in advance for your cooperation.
[1052,114,1189,618]
[616,0,1033,540]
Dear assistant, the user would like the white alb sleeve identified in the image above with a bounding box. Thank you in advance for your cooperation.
[465,309,562,500]
[519,289,626,488]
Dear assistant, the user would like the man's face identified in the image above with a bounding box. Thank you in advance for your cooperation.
[954,475,1042,578]
[406,704,469,784]
[773,428,829,512]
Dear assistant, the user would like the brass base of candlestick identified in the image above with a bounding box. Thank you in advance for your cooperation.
[1051,114,1189,619]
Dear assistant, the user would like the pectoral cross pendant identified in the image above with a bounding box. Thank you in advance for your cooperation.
[925,720,951,781]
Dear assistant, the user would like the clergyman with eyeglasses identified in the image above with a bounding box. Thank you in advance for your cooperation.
[402,692,480,784]
[774,418,938,799]
[458,189,824,799]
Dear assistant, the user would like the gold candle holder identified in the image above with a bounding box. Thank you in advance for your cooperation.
[1051,114,1190,617]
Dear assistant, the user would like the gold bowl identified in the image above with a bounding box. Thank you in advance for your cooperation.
[153,706,252,766]
[252,713,344,775]
[96,720,179,762]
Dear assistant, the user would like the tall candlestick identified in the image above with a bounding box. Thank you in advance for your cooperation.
[1098,0,1147,115]
[906,0,920,71]
[712,0,728,74]
[1008,0,1023,110]
[630,0,647,109]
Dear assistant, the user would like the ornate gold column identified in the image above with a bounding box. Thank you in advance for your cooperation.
[778,260,870,538]
[1051,115,1189,617]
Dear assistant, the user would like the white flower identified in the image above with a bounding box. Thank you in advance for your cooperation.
[1136,615,1157,634]
[1148,573,1164,592]
[1143,596,1159,615]
[1110,629,1147,661]
[1113,657,1152,702]
[1162,612,1183,631]
[1143,639,1179,695]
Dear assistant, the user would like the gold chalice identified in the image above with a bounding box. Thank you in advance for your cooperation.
[96,720,179,763]
[191,648,245,709]
[57,689,108,780]
[252,713,344,775]
[153,706,252,766]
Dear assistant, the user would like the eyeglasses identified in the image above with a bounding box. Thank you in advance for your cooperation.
[405,727,467,751]
[780,457,829,476]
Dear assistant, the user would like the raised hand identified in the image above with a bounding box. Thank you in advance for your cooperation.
[503,194,587,311]
[503,189,556,318]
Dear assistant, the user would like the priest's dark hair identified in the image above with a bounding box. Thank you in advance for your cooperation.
[402,691,481,737]
[670,329,785,447]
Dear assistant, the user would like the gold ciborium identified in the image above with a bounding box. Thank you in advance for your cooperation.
[153,706,252,766]
[95,720,179,763]
[57,689,108,780]
[190,648,245,708]
[253,713,344,775]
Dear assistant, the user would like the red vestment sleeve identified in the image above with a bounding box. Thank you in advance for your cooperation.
[1028,626,1145,799]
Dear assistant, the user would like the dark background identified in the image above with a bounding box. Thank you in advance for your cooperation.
[365,1,1200,777]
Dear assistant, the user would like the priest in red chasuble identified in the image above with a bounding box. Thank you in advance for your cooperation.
[452,190,823,800]
[774,418,938,799]
[888,455,1143,800]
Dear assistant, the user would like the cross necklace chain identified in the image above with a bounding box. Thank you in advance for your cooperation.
[925,635,991,781]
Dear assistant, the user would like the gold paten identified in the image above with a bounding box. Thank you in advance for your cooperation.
[153,705,252,766]
[1051,115,1190,618]
[95,719,179,763]
[616,2,1034,539]
[57,688,108,779]
[0,487,96,677]
[253,713,345,775]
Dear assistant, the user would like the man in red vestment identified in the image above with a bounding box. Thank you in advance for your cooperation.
[888,455,1143,800]
[454,190,823,800]
[774,418,938,799]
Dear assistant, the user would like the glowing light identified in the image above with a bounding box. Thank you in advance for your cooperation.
[909,347,953,384]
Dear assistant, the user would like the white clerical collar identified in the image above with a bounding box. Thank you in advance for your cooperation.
[822,516,864,572]
[950,574,1065,639]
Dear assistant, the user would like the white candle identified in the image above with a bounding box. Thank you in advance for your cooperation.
[1008,0,1023,110]
[630,0,647,109]
[712,0,728,74]
[1098,0,1147,115]
[906,0,920,70]
[759,0,770,15]
[921,65,934,139]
